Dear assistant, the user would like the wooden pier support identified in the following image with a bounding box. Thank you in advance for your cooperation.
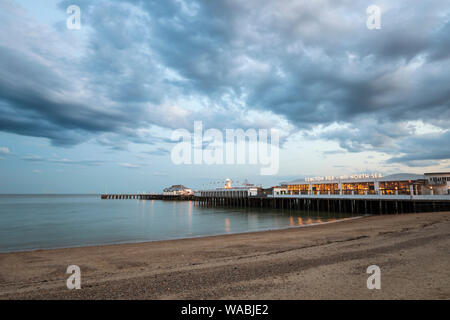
[190,196,450,215]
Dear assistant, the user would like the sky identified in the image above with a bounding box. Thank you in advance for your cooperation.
[0,0,449,193]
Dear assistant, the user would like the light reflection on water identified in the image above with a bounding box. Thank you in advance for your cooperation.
[0,195,356,252]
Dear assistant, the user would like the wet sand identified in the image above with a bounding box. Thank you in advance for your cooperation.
[0,212,449,299]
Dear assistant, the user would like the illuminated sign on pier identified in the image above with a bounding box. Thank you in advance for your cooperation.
[305,173,383,182]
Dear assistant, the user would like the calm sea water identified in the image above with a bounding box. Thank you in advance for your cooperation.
[0,195,354,252]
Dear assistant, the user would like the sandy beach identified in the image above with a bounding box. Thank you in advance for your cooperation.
[0,212,449,300]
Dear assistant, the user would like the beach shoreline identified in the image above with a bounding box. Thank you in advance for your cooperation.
[1,212,449,299]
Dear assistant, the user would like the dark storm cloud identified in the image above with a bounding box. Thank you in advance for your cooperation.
[386,131,450,163]
[315,120,450,165]
[0,0,449,165]
[314,120,415,153]
[0,35,157,146]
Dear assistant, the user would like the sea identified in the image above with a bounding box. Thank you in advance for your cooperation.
[0,194,355,252]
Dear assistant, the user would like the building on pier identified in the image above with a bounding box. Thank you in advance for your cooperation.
[283,172,450,196]
[196,179,260,197]
[194,173,450,199]
[163,185,193,195]
[196,187,259,198]
[273,186,288,195]
[425,172,450,195]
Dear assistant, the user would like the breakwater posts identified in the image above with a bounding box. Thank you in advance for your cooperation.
[193,195,450,215]
[101,194,195,201]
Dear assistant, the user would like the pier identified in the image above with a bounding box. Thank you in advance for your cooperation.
[194,194,450,215]
[101,194,194,201]
[194,195,450,214]
[101,193,450,215]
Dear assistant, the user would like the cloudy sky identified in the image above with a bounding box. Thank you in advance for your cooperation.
[0,0,449,193]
